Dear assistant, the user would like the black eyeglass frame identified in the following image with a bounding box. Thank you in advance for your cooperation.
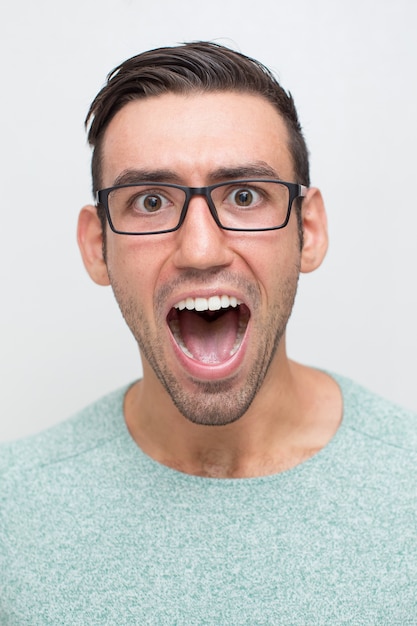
[96,179,308,236]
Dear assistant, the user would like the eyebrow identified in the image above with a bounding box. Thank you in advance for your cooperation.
[209,163,281,181]
[112,162,282,188]
[113,169,182,186]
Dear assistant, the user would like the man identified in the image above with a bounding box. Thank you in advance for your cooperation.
[1,42,416,624]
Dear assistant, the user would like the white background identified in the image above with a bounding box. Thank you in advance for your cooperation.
[0,0,416,441]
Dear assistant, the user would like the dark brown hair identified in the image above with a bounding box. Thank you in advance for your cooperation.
[85,41,310,232]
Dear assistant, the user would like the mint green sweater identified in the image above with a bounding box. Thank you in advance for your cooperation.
[1,374,416,625]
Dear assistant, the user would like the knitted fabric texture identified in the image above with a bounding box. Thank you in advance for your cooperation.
[1,374,416,625]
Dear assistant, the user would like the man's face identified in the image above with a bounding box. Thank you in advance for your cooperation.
[98,92,304,425]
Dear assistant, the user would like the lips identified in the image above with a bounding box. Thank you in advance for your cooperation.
[167,294,250,367]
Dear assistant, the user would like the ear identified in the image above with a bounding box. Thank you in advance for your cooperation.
[77,205,110,286]
[300,187,328,274]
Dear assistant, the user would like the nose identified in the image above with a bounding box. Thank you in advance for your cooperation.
[172,194,233,271]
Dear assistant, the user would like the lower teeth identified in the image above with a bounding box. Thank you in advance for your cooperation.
[169,319,195,359]
[229,316,247,357]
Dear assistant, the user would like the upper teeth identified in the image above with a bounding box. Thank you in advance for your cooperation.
[174,295,242,312]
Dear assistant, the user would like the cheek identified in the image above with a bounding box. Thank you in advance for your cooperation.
[106,239,163,309]
[239,231,301,291]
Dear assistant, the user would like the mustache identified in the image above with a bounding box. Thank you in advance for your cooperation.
[155,269,260,313]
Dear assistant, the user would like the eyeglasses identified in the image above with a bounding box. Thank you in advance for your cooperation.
[96,179,307,235]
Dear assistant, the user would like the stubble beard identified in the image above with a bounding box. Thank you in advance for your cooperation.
[109,268,299,427]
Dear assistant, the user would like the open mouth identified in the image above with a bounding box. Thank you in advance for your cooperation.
[167,295,250,365]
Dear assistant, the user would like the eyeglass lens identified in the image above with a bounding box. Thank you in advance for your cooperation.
[106,181,291,233]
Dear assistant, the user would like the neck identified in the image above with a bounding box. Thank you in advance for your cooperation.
[124,360,342,478]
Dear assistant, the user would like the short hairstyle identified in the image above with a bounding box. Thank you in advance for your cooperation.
[85,41,310,234]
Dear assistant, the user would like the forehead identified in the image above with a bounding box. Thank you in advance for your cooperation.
[100,91,294,186]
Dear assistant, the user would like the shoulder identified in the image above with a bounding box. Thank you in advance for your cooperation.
[332,372,417,451]
[0,384,130,483]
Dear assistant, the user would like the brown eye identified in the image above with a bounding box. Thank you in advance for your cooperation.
[142,195,162,212]
[234,189,254,207]
[226,187,263,208]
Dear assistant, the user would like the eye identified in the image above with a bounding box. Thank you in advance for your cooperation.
[142,194,162,212]
[227,187,262,208]
[130,192,171,213]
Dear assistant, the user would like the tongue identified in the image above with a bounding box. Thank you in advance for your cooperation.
[179,309,239,364]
